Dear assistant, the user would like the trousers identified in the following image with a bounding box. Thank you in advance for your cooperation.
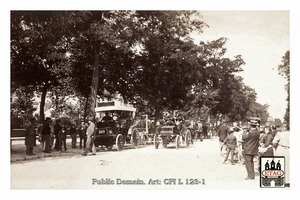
[83,137,96,155]
[26,146,33,155]
[42,134,50,152]
[79,136,87,149]
[244,154,255,179]
[71,133,77,148]
[60,138,67,152]
[224,146,235,163]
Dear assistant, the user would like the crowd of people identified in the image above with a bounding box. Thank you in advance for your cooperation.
[24,117,96,156]
[24,114,219,156]
[217,119,282,180]
[24,114,283,181]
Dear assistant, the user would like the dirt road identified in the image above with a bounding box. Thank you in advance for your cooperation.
[10,136,289,190]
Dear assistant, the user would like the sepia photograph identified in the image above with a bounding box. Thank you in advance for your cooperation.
[4,0,298,197]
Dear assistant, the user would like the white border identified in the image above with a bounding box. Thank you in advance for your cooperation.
[2,0,298,199]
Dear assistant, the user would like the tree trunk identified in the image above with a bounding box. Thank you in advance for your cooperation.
[83,95,89,122]
[39,83,48,122]
[88,46,100,118]
[154,104,161,125]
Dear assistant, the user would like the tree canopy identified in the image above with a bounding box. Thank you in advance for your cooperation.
[11,10,273,126]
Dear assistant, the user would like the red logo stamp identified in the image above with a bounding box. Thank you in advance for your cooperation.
[260,156,285,188]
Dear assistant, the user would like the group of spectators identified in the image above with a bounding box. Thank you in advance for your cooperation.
[217,119,282,180]
[24,117,96,156]
[24,115,282,181]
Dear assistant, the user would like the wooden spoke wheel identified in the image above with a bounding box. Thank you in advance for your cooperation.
[116,134,124,151]
[185,130,192,148]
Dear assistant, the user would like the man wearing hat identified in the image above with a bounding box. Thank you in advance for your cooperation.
[242,119,260,180]
[81,117,96,156]
[25,117,36,156]
[78,120,88,149]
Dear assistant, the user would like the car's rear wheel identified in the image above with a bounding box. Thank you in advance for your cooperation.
[116,134,124,151]
[185,130,191,148]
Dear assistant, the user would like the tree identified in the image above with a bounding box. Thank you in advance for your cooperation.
[278,50,290,130]
[227,79,253,122]
[11,11,75,122]
[190,37,246,122]
[246,102,269,125]
[67,11,140,119]
[129,11,207,120]
[11,86,36,128]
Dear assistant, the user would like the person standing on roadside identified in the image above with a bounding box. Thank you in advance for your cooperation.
[197,121,203,142]
[70,122,77,148]
[259,125,273,157]
[25,117,36,156]
[207,123,214,139]
[232,122,242,143]
[58,126,67,152]
[36,120,44,151]
[41,117,52,153]
[54,119,62,151]
[79,121,88,149]
[242,119,260,180]
[81,117,96,156]
[218,120,229,155]
[222,127,237,165]
[258,125,274,171]
[270,124,278,138]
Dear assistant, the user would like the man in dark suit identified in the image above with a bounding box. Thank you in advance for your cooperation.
[41,117,52,153]
[25,117,36,156]
[242,119,260,180]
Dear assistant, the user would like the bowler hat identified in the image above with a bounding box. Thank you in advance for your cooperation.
[248,119,259,126]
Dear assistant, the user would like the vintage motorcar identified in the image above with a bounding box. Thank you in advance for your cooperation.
[93,100,139,151]
[153,121,192,149]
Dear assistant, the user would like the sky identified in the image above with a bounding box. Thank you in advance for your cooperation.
[190,10,289,120]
